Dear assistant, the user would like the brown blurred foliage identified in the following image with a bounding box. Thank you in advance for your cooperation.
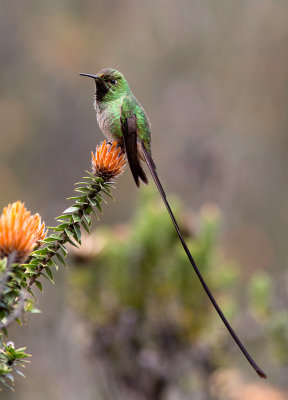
[210,369,288,400]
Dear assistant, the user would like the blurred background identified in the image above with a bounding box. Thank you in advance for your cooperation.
[1,0,288,399]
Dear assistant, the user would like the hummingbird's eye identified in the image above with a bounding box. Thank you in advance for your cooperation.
[110,79,117,85]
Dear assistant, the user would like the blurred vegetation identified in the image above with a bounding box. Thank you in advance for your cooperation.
[70,189,238,331]
[68,188,278,399]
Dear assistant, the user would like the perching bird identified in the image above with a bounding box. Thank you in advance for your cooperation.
[80,68,151,187]
[79,68,266,379]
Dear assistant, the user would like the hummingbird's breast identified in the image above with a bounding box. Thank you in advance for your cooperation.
[95,101,123,142]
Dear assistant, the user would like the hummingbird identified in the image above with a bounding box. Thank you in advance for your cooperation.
[79,68,266,379]
[80,68,151,187]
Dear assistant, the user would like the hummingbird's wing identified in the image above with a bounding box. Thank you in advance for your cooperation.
[121,102,148,187]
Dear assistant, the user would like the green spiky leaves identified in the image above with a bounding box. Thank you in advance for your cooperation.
[0,140,126,390]
[25,174,114,293]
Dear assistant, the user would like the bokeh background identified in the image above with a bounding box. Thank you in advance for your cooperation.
[1,1,288,399]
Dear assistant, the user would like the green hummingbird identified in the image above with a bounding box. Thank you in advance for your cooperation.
[79,68,266,379]
[80,68,151,187]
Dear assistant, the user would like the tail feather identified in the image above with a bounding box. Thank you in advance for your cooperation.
[141,143,266,379]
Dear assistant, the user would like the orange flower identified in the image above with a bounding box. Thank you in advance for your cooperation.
[0,201,47,262]
[91,140,126,180]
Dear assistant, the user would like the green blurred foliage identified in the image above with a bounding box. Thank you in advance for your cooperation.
[67,189,288,398]
[70,188,239,337]
[248,272,288,366]
[68,188,243,398]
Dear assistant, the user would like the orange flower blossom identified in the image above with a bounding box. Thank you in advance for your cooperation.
[0,201,47,262]
[91,140,126,180]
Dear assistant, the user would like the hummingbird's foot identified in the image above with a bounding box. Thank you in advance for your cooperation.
[107,141,113,151]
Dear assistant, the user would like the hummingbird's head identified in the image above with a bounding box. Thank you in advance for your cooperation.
[79,68,130,102]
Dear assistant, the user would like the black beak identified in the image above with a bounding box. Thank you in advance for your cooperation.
[79,73,108,101]
[79,73,99,79]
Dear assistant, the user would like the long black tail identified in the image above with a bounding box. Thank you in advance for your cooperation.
[141,143,266,379]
